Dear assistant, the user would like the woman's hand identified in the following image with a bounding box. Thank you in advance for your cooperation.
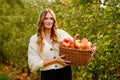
[91,44,97,56]
[55,55,71,66]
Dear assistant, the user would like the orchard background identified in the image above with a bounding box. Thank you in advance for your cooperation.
[0,0,120,80]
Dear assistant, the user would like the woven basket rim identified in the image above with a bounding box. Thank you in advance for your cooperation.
[60,46,92,52]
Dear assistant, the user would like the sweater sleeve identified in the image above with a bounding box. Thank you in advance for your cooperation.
[57,29,73,42]
[28,35,44,72]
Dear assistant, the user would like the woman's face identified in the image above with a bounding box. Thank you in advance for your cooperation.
[43,12,54,29]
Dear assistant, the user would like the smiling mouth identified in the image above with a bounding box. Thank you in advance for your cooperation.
[46,23,52,26]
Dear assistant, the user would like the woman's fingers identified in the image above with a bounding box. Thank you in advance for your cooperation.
[62,59,71,64]
[61,60,71,66]
[60,55,65,58]
[60,55,71,63]
[92,46,96,52]
[57,55,71,65]
[91,44,97,56]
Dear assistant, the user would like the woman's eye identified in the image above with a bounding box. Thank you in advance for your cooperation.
[44,18,48,20]
[44,17,54,20]
[50,18,54,20]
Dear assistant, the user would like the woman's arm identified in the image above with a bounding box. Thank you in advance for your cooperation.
[43,55,71,67]
[28,35,70,71]
[28,35,46,71]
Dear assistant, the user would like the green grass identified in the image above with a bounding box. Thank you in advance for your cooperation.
[0,71,13,80]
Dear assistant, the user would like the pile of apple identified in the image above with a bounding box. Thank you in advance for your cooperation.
[61,38,74,48]
[74,38,92,50]
[61,38,92,50]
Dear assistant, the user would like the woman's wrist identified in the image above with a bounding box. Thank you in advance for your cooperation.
[53,57,59,63]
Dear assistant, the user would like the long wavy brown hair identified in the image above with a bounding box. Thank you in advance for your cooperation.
[37,8,59,54]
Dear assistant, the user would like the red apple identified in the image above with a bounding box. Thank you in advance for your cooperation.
[61,38,74,48]
[75,40,82,49]
[63,38,71,43]
[81,38,88,44]
[66,43,70,47]
[87,41,92,50]
[82,43,88,50]
[69,40,73,44]
[61,42,67,47]
[75,40,80,44]
[69,44,74,48]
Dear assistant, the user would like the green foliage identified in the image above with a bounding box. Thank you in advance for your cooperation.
[0,72,13,80]
[0,0,120,79]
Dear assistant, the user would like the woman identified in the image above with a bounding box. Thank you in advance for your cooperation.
[28,8,73,80]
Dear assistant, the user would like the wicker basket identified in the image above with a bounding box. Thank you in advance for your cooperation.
[60,34,93,66]
[60,47,92,66]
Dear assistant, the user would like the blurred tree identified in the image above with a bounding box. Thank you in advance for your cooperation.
[0,0,120,79]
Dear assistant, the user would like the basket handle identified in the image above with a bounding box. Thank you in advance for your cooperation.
[74,34,80,40]
[74,34,81,48]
